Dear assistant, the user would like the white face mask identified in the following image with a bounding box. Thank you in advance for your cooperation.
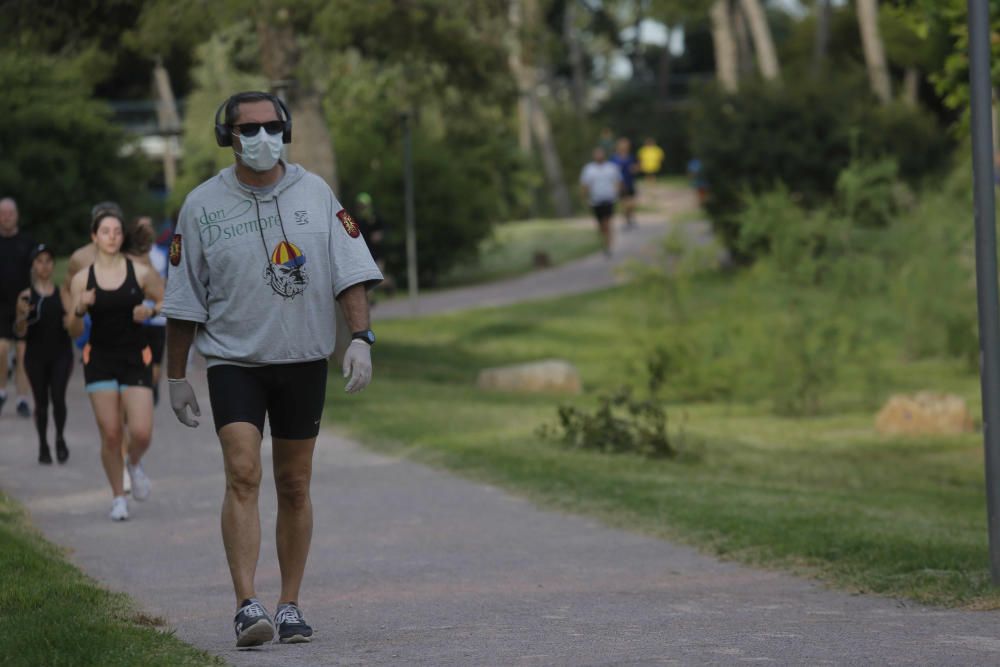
[235,127,283,172]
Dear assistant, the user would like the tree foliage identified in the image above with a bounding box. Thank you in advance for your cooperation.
[0,51,151,254]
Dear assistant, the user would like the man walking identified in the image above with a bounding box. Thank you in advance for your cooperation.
[579,147,622,256]
[163,91,382,648]
[0,197,35,418]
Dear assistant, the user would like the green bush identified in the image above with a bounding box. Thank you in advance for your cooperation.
[0,52,152,254]
[540,387,677,459]
[691,77,953,260]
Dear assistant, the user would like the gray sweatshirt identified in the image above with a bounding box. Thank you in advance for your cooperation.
[163,162,382,366]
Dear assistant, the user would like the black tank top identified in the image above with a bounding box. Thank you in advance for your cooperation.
[24,286,72,358]
[86,259,145,350]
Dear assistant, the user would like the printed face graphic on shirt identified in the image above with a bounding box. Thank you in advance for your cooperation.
[264,240,308,299]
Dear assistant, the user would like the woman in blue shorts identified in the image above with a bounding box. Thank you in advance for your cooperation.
[68,211,163,521]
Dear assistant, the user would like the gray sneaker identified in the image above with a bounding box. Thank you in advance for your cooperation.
[275,602,313,644]
[234,598,275,648]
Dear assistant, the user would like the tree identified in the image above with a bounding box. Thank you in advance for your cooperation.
[0,52,151,253]
[813,0,831,74]
[857,0,892,104]
[710,0,739,91]
[739,0,780,80]
[253,0,340,191]
[515,0,573,217]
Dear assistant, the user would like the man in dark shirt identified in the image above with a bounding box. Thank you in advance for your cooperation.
[0,197,35,417]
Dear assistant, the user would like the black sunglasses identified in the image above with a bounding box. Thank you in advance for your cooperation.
[233,120,284,136]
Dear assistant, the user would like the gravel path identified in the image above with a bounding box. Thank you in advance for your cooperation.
[3,185,1000,666]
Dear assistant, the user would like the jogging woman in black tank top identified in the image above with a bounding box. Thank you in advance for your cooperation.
[14,244,73,464]
[68,212,163,521]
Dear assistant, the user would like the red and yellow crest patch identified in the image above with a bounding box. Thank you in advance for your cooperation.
[337,209,360,239]
[169,234,182,266]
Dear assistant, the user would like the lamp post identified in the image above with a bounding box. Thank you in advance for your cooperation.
[401,111,419,315]
[967,0,1000,585]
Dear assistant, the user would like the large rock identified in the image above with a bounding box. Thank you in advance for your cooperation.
[875,392,975,436]
[476,359,582,395]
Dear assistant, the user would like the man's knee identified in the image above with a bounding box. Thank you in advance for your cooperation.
[275,472,311,510]
[226,457,262,500]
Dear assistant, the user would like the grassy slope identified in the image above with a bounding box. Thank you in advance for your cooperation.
[436,217,602,287]
[328,277,999,608]
[0,492,222,667]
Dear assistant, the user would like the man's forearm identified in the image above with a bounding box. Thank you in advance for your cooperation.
[166,318,198,379]
[336,284,370,332]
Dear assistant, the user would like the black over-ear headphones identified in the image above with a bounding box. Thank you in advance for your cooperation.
[214,91,293,148]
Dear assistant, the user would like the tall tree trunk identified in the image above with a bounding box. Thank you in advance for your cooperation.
[812,0,831,76]
[857,0,891,104]
[733,4,754,77]
[510,0,571,216]
[255,5,339,191]
[657,27,674,105]
[508,0,532,152]
[564,0,587,112]
[631,0,645,79]
[531,66,573,217]
[903,67,919,106]
[739,0,780,80]
[152,59,180,193]
[710,0,739,92]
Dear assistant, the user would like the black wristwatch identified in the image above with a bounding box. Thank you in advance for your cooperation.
[352,329,376,346]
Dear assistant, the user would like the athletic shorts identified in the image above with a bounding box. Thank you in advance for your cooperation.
[146,326,166,365]
[207,359,328,440]
[83,344,153,392]
[622,183,636,198]
[592,201,615,222]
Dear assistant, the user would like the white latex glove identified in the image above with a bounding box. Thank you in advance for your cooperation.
[168,378,201,427]
[342,339,373,393]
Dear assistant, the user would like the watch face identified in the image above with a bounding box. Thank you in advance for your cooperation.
[355,330,376,345]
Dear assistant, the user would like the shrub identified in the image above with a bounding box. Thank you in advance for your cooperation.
[691,77,953,260]
[539,387,677,459]
[0,51,152,254]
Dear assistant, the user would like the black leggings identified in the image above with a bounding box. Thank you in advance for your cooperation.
[24,348,73,445]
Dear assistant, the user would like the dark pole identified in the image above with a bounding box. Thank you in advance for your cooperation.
[402,111,419,315]
[968,0,1000,585]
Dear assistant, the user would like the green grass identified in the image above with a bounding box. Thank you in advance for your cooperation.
[0,492,221,667]
[436,217,602,287]
[327,277,1000,608]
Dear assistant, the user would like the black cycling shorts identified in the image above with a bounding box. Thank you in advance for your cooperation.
[83,344,153,393]
[207,359,328,440]
[592,201,615,222]
[0,302,15,339]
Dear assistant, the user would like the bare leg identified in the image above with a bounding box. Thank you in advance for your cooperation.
[120,387,153,464]
[219,422,264,604]
[622,195,636,227]
[272,437,316,605]
[89,391,125,497]
[599,217,613,253]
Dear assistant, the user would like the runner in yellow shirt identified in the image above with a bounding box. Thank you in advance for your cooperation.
[637,137,665,184]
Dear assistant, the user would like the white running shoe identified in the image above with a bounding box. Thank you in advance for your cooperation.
[127,462,151,501]
[109,496,129,521]
[122,467,131,494]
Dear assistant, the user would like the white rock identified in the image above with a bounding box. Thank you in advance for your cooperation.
[875,392,975,436]
[476,359,582,395]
